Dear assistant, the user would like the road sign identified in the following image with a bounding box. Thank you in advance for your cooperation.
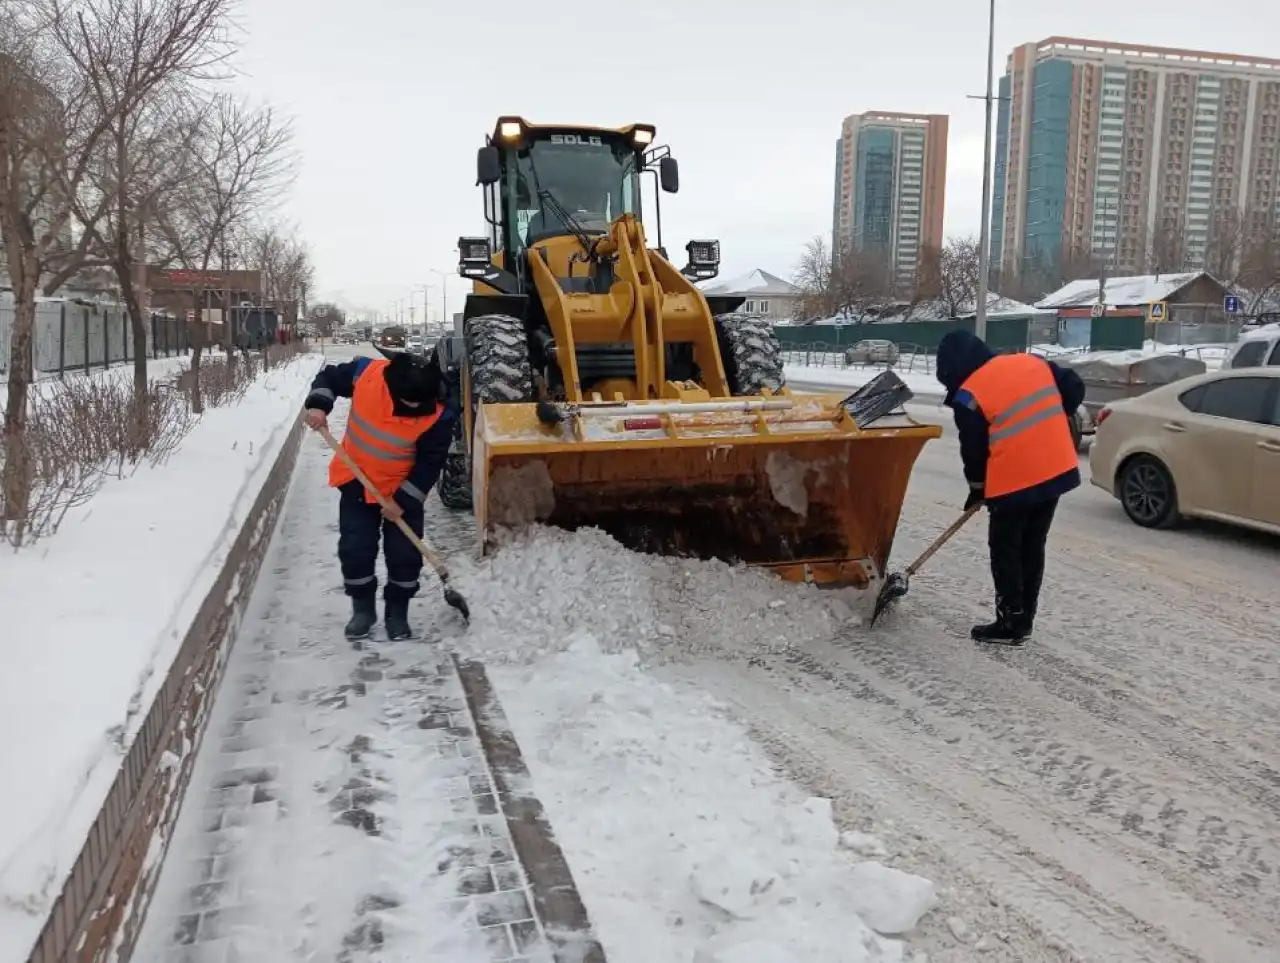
[1224,294,1241,314]
[1090,303,1106,318]
[1147,301,1168,322]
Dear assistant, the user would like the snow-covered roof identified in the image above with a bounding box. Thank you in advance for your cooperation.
[802,291,1046,325]
[1035,272,1209,309]
[699,269,800,297]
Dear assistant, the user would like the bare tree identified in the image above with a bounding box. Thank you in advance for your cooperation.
[1144,220,1187,276]
[1238,231,1280,314]
[308,301,343,338]
[791,235,835,322]
[1,0,231,538]
[153,93,294,411]
[935,236,980,317]
[830,244,892,319]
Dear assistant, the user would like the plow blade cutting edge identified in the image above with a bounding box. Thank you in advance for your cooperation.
[470,392,942,589]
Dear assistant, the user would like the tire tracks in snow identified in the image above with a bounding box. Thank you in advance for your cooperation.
[682,479,1279,961]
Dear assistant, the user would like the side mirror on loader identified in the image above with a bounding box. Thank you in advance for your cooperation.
[659,156,679,193]
[477,145,501,185]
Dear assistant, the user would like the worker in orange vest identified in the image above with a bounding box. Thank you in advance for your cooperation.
[935,330,1085,645]
[302,350,454,641]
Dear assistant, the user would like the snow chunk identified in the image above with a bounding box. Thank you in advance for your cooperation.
[840,830,890,858]
[846,861,937,935]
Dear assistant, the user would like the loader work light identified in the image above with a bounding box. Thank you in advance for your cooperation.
[687,240,720,266]
[632,125,655,147]
[681,239,721,280]
[499,120,522,140]
[458,236,492,277]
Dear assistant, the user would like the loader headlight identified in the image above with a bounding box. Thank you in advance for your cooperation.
[499,120,522,140]
[458,236,492,278]
[683,239,720,279]
[632,125,655,147]
[687,240,720,267]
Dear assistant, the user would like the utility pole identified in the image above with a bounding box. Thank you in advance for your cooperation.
[430,268,450,330]
[971,0,997,340]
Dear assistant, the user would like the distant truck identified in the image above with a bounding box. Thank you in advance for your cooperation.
[378,325,406,348]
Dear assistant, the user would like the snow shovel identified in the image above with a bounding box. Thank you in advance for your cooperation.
[315,422,471,622]
[870,504,981,627]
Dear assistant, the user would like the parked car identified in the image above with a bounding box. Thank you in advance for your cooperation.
[1089,368,1280,534]
[844,339,899,366]
[1223,322,1280,369]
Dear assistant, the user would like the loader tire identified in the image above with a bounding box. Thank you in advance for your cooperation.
[456,314,534,516]
[438,449,472,510]
[714,313,786,395]
[467,313,534,404]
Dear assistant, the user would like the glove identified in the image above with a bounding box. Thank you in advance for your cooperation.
[964,486,985,511]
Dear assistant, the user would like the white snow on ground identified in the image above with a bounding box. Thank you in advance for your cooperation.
[0,356,320,963]
[455,527,938,961]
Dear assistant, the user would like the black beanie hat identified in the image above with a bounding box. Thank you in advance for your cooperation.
[383,351,439,407]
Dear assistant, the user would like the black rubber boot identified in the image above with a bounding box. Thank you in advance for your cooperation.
[971,601,1031,646]
[384,597,413,641]
[344,596,377,640]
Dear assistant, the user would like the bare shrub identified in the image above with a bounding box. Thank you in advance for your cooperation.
[1,370,197,545]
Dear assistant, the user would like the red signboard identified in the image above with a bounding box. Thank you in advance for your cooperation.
[157,269,226,287]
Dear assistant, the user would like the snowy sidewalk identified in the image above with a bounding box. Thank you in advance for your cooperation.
[134,421,602,963]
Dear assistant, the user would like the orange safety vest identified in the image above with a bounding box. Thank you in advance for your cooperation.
[959,353,1078,499]
[328,359,442,503]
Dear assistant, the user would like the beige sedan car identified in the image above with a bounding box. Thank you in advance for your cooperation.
[1089,368,1280,532]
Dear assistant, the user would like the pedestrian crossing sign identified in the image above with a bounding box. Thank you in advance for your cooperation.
[1147,301,1168,322]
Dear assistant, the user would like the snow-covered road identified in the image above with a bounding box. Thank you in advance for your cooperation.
[673,410,1280,962]
[136,347,1279,962]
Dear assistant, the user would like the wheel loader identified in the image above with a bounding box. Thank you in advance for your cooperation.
[440,115,942,588]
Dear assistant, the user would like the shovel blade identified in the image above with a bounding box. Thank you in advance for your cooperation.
[443,584,471,622]
[870,571,909,626]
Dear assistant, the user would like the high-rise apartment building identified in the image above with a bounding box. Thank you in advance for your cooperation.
[832,112,948,290]
[993,37,1280,282]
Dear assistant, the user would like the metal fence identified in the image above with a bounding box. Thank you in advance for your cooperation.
[1146,320,1244,347]
[0,299,189,377]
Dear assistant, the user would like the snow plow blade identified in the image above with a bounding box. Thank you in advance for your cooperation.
[471,393,942,588]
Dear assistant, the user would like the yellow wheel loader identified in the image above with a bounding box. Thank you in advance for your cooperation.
[440,115,941,588]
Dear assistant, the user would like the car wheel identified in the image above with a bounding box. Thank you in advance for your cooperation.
[1118,455,1180,529]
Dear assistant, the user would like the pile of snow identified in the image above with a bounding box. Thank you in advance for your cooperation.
[455,526,861,669]
[489,634,937,962]
[0,356,321,961]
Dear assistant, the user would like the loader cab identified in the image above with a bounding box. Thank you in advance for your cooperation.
[467,117,683,286]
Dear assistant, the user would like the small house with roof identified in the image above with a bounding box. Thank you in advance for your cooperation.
[699,269,802,322]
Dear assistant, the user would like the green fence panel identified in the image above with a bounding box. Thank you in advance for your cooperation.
[775,316,1030,352]
[1090,315,1144,351]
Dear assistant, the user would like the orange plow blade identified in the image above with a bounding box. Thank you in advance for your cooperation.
[471,394,942,589]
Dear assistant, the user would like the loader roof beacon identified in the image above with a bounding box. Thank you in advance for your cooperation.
[449,115,943,588]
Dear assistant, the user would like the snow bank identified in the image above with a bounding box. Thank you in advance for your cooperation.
[0,356,320,962]
[489,634,936,961]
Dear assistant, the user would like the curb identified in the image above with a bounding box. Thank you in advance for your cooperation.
[23,416,306,963]
[455,657,608,963]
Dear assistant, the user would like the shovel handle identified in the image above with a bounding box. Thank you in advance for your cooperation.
[905,504,981,576]
[313,420,451,578]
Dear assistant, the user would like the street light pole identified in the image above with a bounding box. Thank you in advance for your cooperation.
[430,268,450,330]
[974,0,997,341]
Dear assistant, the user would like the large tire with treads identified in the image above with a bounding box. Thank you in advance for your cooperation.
[448,314,534,515]
[468,313,534,403]
[437,448,472,510]
[714,312,786,395]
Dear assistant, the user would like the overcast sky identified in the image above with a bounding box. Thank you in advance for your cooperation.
[230,0,1276,318]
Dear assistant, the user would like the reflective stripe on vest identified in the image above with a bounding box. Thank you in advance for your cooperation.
[328,359,441,503]
[960,354,1077,499]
